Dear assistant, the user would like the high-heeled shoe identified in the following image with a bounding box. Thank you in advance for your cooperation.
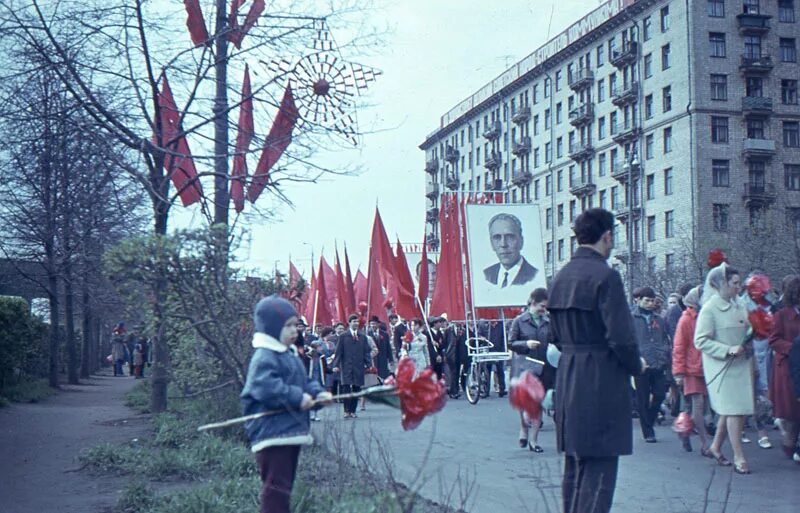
[733,461,751,474]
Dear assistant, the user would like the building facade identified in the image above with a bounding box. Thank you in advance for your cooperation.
[420,0,800,293]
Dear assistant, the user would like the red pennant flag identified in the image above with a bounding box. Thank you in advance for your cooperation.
[354,269,367,305]
[228,0,265,49]
[366,208,399,322]
[418,239,430,309]
[183,0,209,47]
[430,195,466,320]
[231,65,254,213]
[334,249,348,323]
[153,75,203,206]
[247,85,299,203]
[394,240,421,319]
[304,268,317,323]
[314,259,333,327]
[343,246,357,315]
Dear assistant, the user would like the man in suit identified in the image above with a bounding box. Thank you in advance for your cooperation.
[388,313,407,360]
[483,213,538,288]
[331,315,372,419]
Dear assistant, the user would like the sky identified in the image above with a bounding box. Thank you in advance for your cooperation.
[176,0,599,278]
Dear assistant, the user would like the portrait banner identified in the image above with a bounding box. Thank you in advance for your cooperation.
[465,204,546,307]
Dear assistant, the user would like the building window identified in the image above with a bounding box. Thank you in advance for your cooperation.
[746,76,763,97]
[558,239,565,261]
[546,241,553,264]
[779,0,795,23]
[663,127,673,153]
[598,116,606,139]
[710,74,727,100]
[597,80,605,102]
[664,168,673,195]
[545,208,553,229]
[660,6,670,32]
[708,0,725,17]
[645,94,654,118]
[662,44,671,70]
[599,153,607,176]
[545,109,551,130]
[533,114,540,135]
[750,207,766,229]
[643,15,652,40]
[665,254,675,273]
[557,203,564,225]
[744,35,762,59]
[665,211,674,238]
[647,216,656,242]
[534,148,540,167]
[555,70,562,91]
[749,160,766,189]
[785,164,800,190]
[744,0,761,14]
[785,121,800,147]
[747,118,765,139]
[662,86,672,112]
[557,137,564,158]
[557,170,564,192]
[710,33,726,57]
[646,174,655,200]
[597,45,605,66]
[782,79,799,104]
[713,204,729,231]
[646,134,654,159]
[644,53,653,78]
[781,38,798,62]
[534,179,540,200]
[711,117,729,143]
[599,189,607,209]
[569,200,577,222]
[610,186,619,209]
[544,77,551,98]
[533,84,539,104]
[712,159,730,187]
[556,103,563,124]
[610,111,618,135]
[545,175,552,195]
[788,208,800,236]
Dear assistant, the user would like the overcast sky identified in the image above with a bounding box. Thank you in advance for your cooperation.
[175,0,598,278]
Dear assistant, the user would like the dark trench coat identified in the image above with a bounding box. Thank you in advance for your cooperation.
[547,247,643,457]
[331,331,372,387]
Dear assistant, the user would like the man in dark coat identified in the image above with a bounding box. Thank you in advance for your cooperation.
[547,208,645,513]
[427,317,446,379]
[388,314,407,360]
[444,321,468,398]
[331,314,372,418]
[368,317,394,379]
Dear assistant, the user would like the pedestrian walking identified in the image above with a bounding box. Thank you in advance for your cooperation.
[331,314,372,419]
[547,209,644,513]
[132,343,144,379]
[405,318,432,377]
[110,332,127,377]
[694,263,754,474]
[240,296,332,513]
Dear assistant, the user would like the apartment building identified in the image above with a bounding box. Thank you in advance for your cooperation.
[420,0,800,290]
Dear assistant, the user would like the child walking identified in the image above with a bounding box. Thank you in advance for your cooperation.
[240,296,332,513]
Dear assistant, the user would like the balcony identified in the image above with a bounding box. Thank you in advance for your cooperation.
[741,96,773,118]
[742,182,777,207]
[610,160,641,182]
[742,138,776,160]
[512,137,531,156]
[569,103,594,127]
[739,54,773,74]
[568,142,594,161]
[610,41,638,68]
[569,178,597,197]
[737,13,770,35]
[484,151,502,170]
[426,233,440,249]
[445,174,460,190]
[511,105,531,124]
[445,145,459,163]
[611,81,639,106]
[425,182,439,199]
[483,120,501,140]
[611,121,641,144]
[614,203,644,222]
[568,68,594,91]
[425,157,439,175]
[512,170,533,187]
[425,207,440,223]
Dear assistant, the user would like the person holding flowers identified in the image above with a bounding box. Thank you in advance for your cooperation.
[694,263,754,474]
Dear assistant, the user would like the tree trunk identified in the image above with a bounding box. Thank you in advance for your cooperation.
[80,279,91,379]
[213,0,230,228]
[64,258,78,384]
[149,192,170,413]
[93,317,102,373]
[47,270,60,388]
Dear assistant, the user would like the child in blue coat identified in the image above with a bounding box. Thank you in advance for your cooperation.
[240,296,332,513]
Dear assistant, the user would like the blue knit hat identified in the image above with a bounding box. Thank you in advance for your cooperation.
[253,296,298,339]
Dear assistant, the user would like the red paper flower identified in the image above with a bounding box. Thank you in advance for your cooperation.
[707,249,727,269]
[672,411,694,437]
[748,309,774,339]
[402,329,413,343]
[394,358,447,431]
[746,274,772,306]
[383,299,394,310]
[509,371,545,420]
[357,301,368,315]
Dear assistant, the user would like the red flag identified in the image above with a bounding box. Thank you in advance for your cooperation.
[314,260,333,327]
[418,239,430,309]
[247,85,299,203]
[395,240,420,319]
[228,0,265,49]
[183,0,209,47]
[231,65,254,213]
[319,257,339,322]
[334,249,348,322]
[354,270,367,305]
[153,75,203,206]
[343,246,357,314]
[430,195,466,320]
[366,208,400,322]
[304,268,317,322]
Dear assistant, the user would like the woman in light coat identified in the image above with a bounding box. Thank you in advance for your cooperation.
[404,318,431,377]
[694,263,754,474]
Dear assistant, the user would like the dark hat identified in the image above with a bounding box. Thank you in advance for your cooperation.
[253,296,297,340]
[369,315,380,323]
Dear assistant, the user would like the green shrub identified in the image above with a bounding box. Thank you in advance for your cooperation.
[149,477,260,513]
[0,378,54,405]
[116,480,156,513]
[79,443,141,474]
[0,296,49,387]
[125,381,151,414]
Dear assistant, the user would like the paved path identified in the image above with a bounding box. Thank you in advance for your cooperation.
[316,393,800,513]
[0,372,147,513]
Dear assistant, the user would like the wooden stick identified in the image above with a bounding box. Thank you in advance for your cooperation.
[197,384,396,432]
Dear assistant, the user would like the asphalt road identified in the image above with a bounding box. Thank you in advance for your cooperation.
[315,392,799,513]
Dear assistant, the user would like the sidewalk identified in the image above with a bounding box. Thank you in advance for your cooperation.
[0,371,148,513]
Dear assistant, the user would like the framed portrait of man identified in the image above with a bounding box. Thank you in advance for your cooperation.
[465,204,546,307]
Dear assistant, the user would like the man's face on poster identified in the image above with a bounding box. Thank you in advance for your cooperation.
[489,217,523,268]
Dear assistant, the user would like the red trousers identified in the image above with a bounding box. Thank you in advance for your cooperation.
[254,445,301,513]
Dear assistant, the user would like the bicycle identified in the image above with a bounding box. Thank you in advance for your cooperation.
[464,336,511,405]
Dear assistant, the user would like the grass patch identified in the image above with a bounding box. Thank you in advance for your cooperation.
[125,381,151,414]
[0,378,55,406]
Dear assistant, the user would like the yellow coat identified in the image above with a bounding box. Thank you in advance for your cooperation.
[694,295,754,415]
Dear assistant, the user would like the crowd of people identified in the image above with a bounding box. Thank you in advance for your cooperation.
[108,322,150,379]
